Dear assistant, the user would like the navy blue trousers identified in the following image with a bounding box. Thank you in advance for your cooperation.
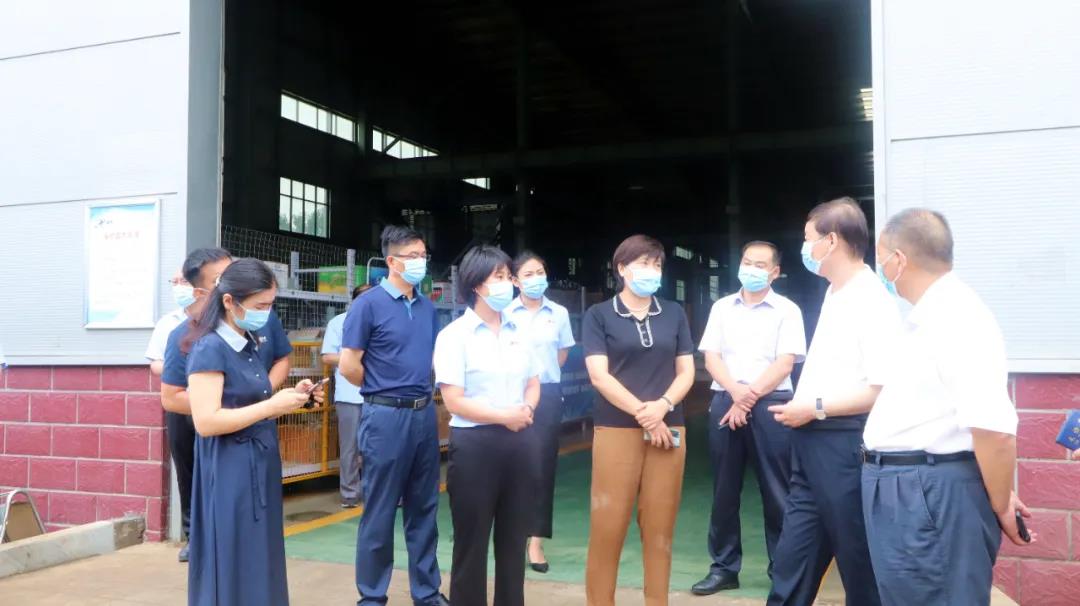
[707,390,793,577]
[529,383,564,538]
[188,420,288,606]
[862,457,1002,606]
[767,427,880,606]
[355,402,442,606]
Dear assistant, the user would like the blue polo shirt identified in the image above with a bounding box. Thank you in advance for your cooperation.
[187,324,275,408]
[341,278,437,399]
[162,310,292,388]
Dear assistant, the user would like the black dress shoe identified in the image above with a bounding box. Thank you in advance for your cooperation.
[428,594,450,606]
[691,571,739,595]
[178,544,190,563]
[529,561,550,574]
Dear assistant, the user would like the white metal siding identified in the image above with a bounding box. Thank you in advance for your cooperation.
[0,0,189,364]
[873,0,1080,372]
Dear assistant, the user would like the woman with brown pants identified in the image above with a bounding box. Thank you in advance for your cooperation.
[582,234,696,606]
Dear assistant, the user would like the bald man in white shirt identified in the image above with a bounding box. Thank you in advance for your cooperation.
[862,208,1033,604]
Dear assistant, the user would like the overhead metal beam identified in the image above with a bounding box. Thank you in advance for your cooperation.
[358,123,872,180]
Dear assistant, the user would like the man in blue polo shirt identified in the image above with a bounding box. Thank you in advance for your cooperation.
[340,225,447,606]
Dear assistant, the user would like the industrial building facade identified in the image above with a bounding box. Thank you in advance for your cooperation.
[1,1,1078,602]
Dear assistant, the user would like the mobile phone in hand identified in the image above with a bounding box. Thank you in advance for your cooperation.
[303,378,330,409]
[642,428,682,448]
[1016,510,1032,543]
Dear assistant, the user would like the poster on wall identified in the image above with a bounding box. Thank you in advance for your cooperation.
[85,199,160,329]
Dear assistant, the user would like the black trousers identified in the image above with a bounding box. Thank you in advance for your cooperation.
[165,411,197,539]
[447,424,538,606]
[707,390,793,577]
[529,383,564,538]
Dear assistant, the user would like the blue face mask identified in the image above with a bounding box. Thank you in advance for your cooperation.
[627,267,662,297]
[801,237,831,276]
[482,280,515,312]
[877,251,900,297]
[737,266,770,293]
[173,283,196,309]
[397,257,427,286]
[233,305,271,332]
[520,275,549,299]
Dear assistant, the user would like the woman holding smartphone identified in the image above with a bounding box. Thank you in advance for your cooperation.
[581,235,696,606]
[434,245,541,606]
[184,258,319,606]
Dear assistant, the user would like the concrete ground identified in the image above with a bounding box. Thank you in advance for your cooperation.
[0,542,765,606]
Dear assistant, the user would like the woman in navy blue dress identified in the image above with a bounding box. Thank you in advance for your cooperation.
[183,258,316,606]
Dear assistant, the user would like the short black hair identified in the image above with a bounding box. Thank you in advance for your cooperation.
[380,225,424,257]
[181,247,232,289]
[612,234,665,288]
[741,240,781,266]
[457,245,512,307]
[807,197,870,260]
[882,208,954,269]
[351,284,372,300]
[512,250,547,276]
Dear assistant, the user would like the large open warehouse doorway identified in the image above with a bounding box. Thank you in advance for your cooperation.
[217,0,872,597]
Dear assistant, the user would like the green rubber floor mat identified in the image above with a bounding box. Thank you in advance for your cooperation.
[285,415,770,598]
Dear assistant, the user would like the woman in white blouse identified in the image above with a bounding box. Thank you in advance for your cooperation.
[433,245,541,606]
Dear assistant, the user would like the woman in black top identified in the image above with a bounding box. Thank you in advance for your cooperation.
[581,234,696,606]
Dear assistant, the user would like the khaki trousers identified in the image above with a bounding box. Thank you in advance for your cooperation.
[586,426,687,606]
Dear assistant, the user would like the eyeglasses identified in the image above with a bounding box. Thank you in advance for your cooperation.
[392,253,430,261]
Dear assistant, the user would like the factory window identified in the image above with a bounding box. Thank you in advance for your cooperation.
[463,177,491,189]
[676,279,686,302]
[279,178,329,238]
[709,275,720,301]
[280,92,357,143]
[674,246,694,260]
[371,126,439,159]
[709,258,719,269]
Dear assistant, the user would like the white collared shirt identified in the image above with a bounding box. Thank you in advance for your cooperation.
[433,307,540,428]
[506,296,575,384]
[864,273,1018,453]
[145,307,188,361]
[698,288,806,392]
[794,266,901,402]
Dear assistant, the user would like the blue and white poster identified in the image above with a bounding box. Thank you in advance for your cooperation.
[85,200,160,328]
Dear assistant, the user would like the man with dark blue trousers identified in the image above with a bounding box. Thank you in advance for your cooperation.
[340,225,448,606]
[765,198,900,605]
[692,241,806,595]
[863,209,1032,604]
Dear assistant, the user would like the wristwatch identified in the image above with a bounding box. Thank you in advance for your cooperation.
[661,396,675,412]
[814,397,827,421]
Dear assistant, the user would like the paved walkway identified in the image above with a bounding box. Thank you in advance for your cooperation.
[0,542,765,606]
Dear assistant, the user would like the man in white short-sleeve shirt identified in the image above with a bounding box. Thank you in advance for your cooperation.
[861,208,1031,604]
[691,241,806,595]
[145,270,196,376]
[766,197,899,606]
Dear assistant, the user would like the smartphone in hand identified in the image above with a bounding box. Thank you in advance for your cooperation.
[642,428,682,448]
[302,377,330,409]
[1016,510,1032,543]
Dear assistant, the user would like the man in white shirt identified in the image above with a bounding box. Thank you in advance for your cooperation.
[692,241,806,595]
[145,270,198,376]
[862,208,1032,604]
[321,285,370,509]
[766,198,898,606]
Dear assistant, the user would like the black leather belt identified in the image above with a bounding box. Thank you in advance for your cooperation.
[861,448,975,466]
[365,395,430,409]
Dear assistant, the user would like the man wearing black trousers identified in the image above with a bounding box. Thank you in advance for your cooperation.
[692,241,806,595]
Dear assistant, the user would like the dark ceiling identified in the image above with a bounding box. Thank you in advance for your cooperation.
[357,0,872,153]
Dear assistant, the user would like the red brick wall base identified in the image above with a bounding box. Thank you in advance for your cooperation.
[1,366,168,541]
[995,374,1080,605]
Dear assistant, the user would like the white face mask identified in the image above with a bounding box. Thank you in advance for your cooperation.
[173,283,196,308]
